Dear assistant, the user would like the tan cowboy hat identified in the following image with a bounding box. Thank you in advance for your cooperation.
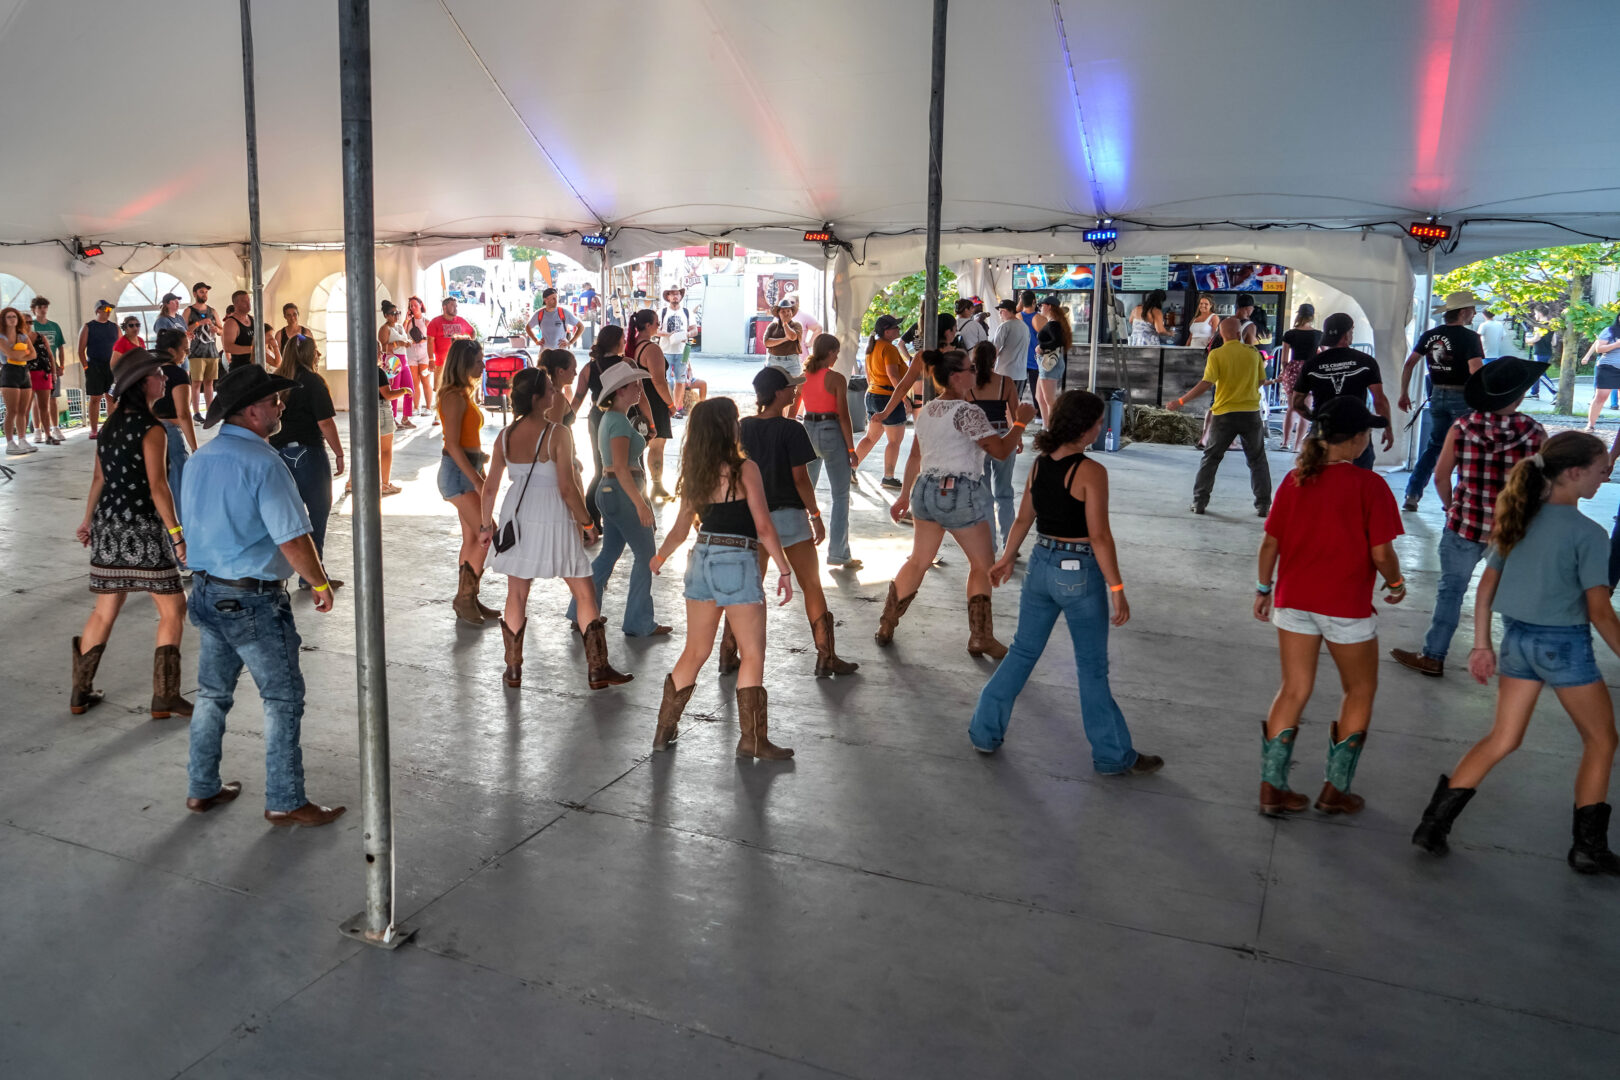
[596,361,651,401]
[1435,290,1480,313]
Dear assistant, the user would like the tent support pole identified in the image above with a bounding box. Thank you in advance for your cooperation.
[1406,246,1436,469]
[238,0,265,369]
[335,0,409,952]
[1088,259,1103,392]
[921,0,947,378]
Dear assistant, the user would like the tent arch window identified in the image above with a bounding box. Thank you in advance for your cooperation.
[117,271,187,341]
[309,273,390,372]
[0,273,37,314]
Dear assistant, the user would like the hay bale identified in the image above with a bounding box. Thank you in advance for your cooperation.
[1125,404,1203,445]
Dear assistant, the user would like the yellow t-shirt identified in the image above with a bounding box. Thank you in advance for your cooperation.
[1202,342,1264,414]
[866,340,905,394]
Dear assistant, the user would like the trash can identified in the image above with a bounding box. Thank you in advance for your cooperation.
[1091,387,1127,452]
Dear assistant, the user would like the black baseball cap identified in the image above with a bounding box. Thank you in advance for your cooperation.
[1322,312,1355,340]
[161,292,182,304]
[873,314,902,334]
[1311,395,1388,438]
[192,282,211,293]
[753,365,804,401]
[996,299,1017,312]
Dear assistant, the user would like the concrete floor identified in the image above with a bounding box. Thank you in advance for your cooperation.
[4,410,1619,1079]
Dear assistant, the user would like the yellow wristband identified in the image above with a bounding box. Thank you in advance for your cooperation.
[168,525,183,535]
[313,582,330,593]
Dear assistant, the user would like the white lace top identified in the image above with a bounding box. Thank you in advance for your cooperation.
[913,398,995,478]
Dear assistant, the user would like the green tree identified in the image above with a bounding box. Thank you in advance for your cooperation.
[861,267,959,338]
[1436,243,1620,413]
[509,246,548,264]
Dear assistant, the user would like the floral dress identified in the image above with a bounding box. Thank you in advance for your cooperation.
[88,406,183,594]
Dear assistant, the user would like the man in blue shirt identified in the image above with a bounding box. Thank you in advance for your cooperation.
[180,366,346,827]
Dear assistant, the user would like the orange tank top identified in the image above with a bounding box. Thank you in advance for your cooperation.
[438,388,484,450]
[799,366,839,413]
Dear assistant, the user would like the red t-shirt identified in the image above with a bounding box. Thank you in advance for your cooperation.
[112,334,145,357]
[426,315,474,364]
[1264,462,1403,618]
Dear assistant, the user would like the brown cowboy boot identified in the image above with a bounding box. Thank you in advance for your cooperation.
[70,636,106,715]
[811,611,859,676]
[873,582,917,646]
[583,617,634,690]
[736,685,793,760]
[453,562,488,625]
[501,618,526,687]
[966,594,1008,660]
[470,565,501,620]
[717,617,740,675]
[150,644,193,719]
[652,674,696,751]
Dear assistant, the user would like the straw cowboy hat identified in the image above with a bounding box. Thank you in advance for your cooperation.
[1435,290,1481,313]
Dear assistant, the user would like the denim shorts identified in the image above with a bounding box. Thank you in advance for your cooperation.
[1038,349,1066,383]
[684,537,765,606]
[438,449,486,500]
[865,391,908,427]
[911,473,990,529]
[1498,618,1602,688]
[379,407,396,437]
[771,507,813,547]
[667,354,691,381]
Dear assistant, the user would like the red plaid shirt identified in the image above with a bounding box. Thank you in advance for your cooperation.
[1445,411,1545,542]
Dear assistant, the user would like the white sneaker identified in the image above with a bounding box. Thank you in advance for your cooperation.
[21,439,38,454]
[33,432,46,444]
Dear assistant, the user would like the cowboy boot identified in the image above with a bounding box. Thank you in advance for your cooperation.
[736,685,793,760]
[811,611,859,676]
[470,565,502,621]
[584,617,633,690]
[1259,725,1309,815]
[717,617,740,675]
[1411,774,1476,855]
[70,636,106,715]
[873,582,917,646]
[1314,722,1366,815]
[966,594,1008,660]
[652,674,696,751]
[150,644,193,719]
[452,562,484,625]
[501,618,526,687]
[1568,803,1620,875]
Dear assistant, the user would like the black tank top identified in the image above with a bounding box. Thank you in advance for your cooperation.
[1033,454,1088,538]
[699,497,757,538]
[232,314,256,348]
[969,379,1008,428]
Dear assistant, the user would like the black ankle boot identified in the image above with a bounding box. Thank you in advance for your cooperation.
[1568,803,1620,875]
[1412,774,1475,856]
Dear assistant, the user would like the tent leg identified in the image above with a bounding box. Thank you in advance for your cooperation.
[921,0,947,376]
[239,0,265,370]
[335,0,410,952]
[1088,258,1104,392]
[1406,246,1436,470]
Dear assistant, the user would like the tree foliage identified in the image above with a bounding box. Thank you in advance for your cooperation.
[509,246,548,264]
[1436,244,1619,347]
[860,267,959,338]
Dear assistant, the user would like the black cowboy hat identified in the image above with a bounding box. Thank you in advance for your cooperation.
[1464,355,1548,412]
[203,364,298,429]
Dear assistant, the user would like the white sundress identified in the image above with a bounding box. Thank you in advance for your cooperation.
[489,424,592,580]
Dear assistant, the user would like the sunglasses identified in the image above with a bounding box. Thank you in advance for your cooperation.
[123,322,140,329]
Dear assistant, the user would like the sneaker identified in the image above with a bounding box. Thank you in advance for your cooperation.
[1390,648,1444,677]
[193,412,205,424]
[1402,497,1421,512]
[18,441,38,454]
[33,432,45,444]
[881,476,903,490]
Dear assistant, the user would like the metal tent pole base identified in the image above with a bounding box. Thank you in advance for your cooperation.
[339,912,416,950]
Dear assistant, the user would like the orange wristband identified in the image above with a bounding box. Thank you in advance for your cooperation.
[1109,583,1125,593]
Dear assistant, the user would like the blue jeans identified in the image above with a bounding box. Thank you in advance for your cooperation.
[803,416,852,563]
[186,579,308,812]
[1405,387,1468,503]
[968,543,1138,771]
[566,475,658,634]
[1421,529,1488,660]
[163,422,189,524]
[277,442,332,562]
[981,447,1017,545]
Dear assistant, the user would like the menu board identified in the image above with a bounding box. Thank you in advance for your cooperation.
[1117,255,1170,291]
[1012,263,1095,291]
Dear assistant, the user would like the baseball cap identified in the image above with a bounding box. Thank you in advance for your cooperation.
[1311,395,1388,438]
[753,365,805,400]
[873,314,902,334]
[969,296,984,307]
[1322,312,1355,340]
[94,299,115,312]
[192,282,211,293]
[160,292,182,304]
[996,299,1017,312]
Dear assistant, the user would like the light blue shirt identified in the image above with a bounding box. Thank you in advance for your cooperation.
[181,423,312,580]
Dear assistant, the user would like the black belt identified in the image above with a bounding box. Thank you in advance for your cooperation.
[195,571,285,592]
[1037,536,1092,553]
[696,533,758,551]
[802,411,838,422]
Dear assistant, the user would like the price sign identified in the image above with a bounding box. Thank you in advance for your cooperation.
[484,242,504,261]
[1118,255,1169,291]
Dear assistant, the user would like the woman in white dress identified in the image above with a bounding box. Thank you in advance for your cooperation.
[482,368,632,691]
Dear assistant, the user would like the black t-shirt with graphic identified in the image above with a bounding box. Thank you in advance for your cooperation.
[739,415,816,511]
[1415,324,1484,387]
[1295,347,1383,408]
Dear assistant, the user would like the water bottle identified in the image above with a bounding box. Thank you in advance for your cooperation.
[1104,427,1119,453]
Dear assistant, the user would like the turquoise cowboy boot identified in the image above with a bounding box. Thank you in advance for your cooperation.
[1260,724,1308,816]
[1315,722,1366,815]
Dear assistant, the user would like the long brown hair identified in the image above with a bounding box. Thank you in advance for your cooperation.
[278,333,319,378]
[441,338,483,393]
[676,397,747,509]
[1041,300,1073,350]
[1492,431,1605,555]
[805,333,840,375]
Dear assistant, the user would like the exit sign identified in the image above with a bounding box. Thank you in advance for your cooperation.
[709,241,735,259]
[484,242,504,260]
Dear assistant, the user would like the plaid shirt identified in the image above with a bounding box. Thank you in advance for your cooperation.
[1445,411,1546,542]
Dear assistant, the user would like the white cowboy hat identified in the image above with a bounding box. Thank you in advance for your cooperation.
[1435,290,1480,313]
[597,361,651,401]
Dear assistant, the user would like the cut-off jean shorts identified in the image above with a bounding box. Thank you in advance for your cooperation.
[684,535,766,607]
[1498,618,1601,688]
[771,507,813,548]
[438,449,486,500]
[911,473,990,530]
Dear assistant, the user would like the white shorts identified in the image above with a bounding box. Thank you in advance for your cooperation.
[1271,606,1377,645]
